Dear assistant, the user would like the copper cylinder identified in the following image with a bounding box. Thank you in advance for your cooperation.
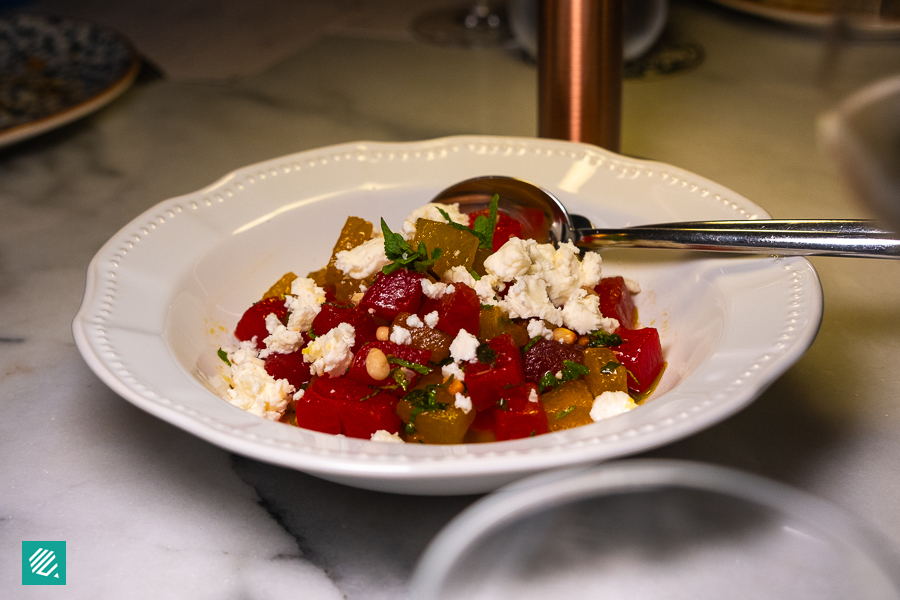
[538,0,623,151]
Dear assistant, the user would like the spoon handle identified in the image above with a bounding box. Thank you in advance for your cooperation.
[576,219,900,259]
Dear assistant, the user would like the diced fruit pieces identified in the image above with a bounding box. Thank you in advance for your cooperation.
[319,216,375,300]
[360,268,425,321]
[264,343,311,390]
[347,341,432,388]
[467,209,525,252]
[420,283,480,338]
[412,218,480,275]
[397,384,476,445]
[522,338,585,385]
[493,384,548,441]
[540,380,594,431]
[311,301,378,354]
[297,377,400,439]
[392,312,451,363]
[262,271,298,300]
[234,297,288,349]
[464,334,525,411]
[478,305,530,347]
[582,347,628,397]
[613,327,664,395]
[595,276,636,329]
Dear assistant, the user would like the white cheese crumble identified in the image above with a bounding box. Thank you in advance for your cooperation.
[441,361,466,382]
[401,203,468,240]
[334,236,390,279]
[484,238,604,308]
[624,278,641,295]
[423,310,439,328]
[226,341,293,420]
[260,313,305,357]
[527,318,554,340]
[449,329,480,363]
[390,325,412,345]
[499,275,563,326]
[442,266,500,305]
[286,277,326,332]
[302,322,356,377]
[454,393,473,414]
[590,391,637,422]
[421,279,455,299]
[528,387,539,403]
[559,288,619,335]
[371,430,404,443]
[405,314,424,328]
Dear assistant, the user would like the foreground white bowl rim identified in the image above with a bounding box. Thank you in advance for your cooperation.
[72,135,823,494]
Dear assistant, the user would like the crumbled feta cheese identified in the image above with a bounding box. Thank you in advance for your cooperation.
[401,202,468,240]
[371,430,404,443]
[484,238,604,307]
[423,310,439,328]
[334,237,390,279]
[443,266,501,305]
[261,313,305,357]
[499,275,563,326]
[286,277,326,332]
[528,387,539,403]
[558,288,609,335]
[405,314,424,328]
[483,237,533,281]
[454,393,473,414]
[292,388,305,401]
[390,325,412,345]
[443,265,477,287]
[302,322,356,376]
[441,361,466,382]
[226,341,292,420]
[527,318,554,340]
[624,278,641,294]
[421,279,455,299]
[590,391,637,421]
[449,329,480,363]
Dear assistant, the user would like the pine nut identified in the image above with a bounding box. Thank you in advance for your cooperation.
[365,348,391,381]
[552,327,576,344]
[376,326,390,341]
[350,292,364,305]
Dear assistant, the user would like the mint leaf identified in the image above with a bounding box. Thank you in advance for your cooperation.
[380,218,443,275]
[387,357,431,375]
[436,194,499,250]
[587,330,623,348]
[471,194,499,250]
[217,348,231,366]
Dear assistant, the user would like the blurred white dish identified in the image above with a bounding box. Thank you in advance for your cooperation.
[72,136,823,495]
[410,459,900,598]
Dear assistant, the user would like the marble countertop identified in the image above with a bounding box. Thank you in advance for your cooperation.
[2,0,900,597]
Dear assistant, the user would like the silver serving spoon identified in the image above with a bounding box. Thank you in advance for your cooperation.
[431,175,900,259]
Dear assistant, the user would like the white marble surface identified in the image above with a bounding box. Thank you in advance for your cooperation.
[2,0,900,597]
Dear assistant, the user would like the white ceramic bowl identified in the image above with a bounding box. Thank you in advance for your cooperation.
[410,459,900,598]
[73,136,823,495]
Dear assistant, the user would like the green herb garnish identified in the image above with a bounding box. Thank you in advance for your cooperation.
[391,368,412,392]
[468,269,482,281]
[538,360,589,392]
[404,384,450,425]
[600,360,622,375]
[436,194,499,250]
[387,357,431,375]
[217,348,231,366]
[587,330,623,348]
[555,405,577,420]
[381,218,443,275]
[538,371,558,393]
[522,336,542,354]
[476,343,497,365]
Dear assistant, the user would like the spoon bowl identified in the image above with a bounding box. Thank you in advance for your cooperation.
[432,175,900,259]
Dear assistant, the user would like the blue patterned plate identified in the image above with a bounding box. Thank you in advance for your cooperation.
[0,14,139,148]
